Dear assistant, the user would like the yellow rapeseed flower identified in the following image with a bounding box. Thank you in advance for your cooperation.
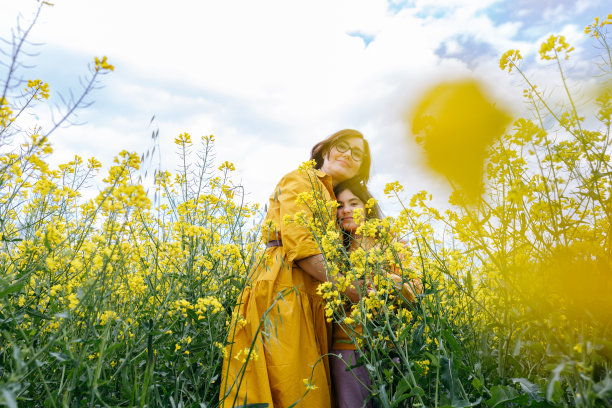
[539,35,574,61]
[499,49,522,73]
[303,378,318,391]
[174,132,192,145]
[585,14,612,38]
[298,159,316,173]
[94,56,114,72]
[384,181,404,196]
[233,348,259,363]
[218,161,236,171]
[25,79,50,99]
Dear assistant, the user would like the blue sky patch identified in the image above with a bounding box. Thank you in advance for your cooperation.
[386,0,416,15]
[347,31,376,47]
[435,35,497,69]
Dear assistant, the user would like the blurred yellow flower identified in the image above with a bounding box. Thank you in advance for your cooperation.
[408,79,512,200]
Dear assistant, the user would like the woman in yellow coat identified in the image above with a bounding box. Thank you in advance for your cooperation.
[220,129,372,408]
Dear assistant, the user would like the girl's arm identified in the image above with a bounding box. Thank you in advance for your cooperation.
[296,254,361,303]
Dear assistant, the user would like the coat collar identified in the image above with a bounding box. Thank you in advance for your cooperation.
[314,168,335,198]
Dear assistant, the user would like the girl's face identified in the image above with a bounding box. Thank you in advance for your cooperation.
[321,136,364,185]
[336,189,365,234]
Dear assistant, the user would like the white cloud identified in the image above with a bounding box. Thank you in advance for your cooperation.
[1,0,609,211]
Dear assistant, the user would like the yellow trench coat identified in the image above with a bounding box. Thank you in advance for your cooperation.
[220,168,335,408]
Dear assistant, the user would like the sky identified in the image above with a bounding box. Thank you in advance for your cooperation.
[1,0,610,213]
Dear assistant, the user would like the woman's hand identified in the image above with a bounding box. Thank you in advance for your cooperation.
[296,255,366,303]
[389,274,422,303]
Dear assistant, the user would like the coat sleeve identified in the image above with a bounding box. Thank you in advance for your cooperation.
[275,170,328,263]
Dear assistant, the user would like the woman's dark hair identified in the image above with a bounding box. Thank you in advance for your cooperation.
[310,129,371,184]
[334,178,384,249]
[334,179,383,220]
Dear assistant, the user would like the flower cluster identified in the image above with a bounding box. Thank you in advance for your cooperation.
[25,79,50,99]
[499,49,522,72]
[584,14,612,38]
[94,56,114,71]
[539,34,574,61]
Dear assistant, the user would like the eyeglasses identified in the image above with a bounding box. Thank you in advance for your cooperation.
[333,140,366,162]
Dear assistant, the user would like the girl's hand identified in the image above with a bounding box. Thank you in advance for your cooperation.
[343,283,361,303]
[389,274,422,303]
[343,279,375,303]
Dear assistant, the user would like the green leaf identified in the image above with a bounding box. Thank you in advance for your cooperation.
[593,375,612,400]
[393,377,411,399]
[512,335,523,356]
[49,352,71,362]
[187,308,199,321]
[595,340,612,360]
[390,377,422,406]
[443,397,482,407]
[0,280,26,297]
[102,342,124,357]
[425,351,439,367]
[379,383,391,408]
[440,356,461,401]
[442,329,460,354]
[512,377,543,402]
[411,324,425,352]
[398,324,412,342]
[0,237,22,242]
[524,401,557,407]
[1,387,17,408]
[486,385,519,407]
[471,377,483,393]
[546,362,565,404]
[25,307,52,320]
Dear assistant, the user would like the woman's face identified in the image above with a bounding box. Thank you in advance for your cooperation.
[336,189,365,234]
[321,136,365,185]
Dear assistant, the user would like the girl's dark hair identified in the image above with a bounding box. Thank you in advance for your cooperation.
[310,129,371,184]
[334,178,384,249]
